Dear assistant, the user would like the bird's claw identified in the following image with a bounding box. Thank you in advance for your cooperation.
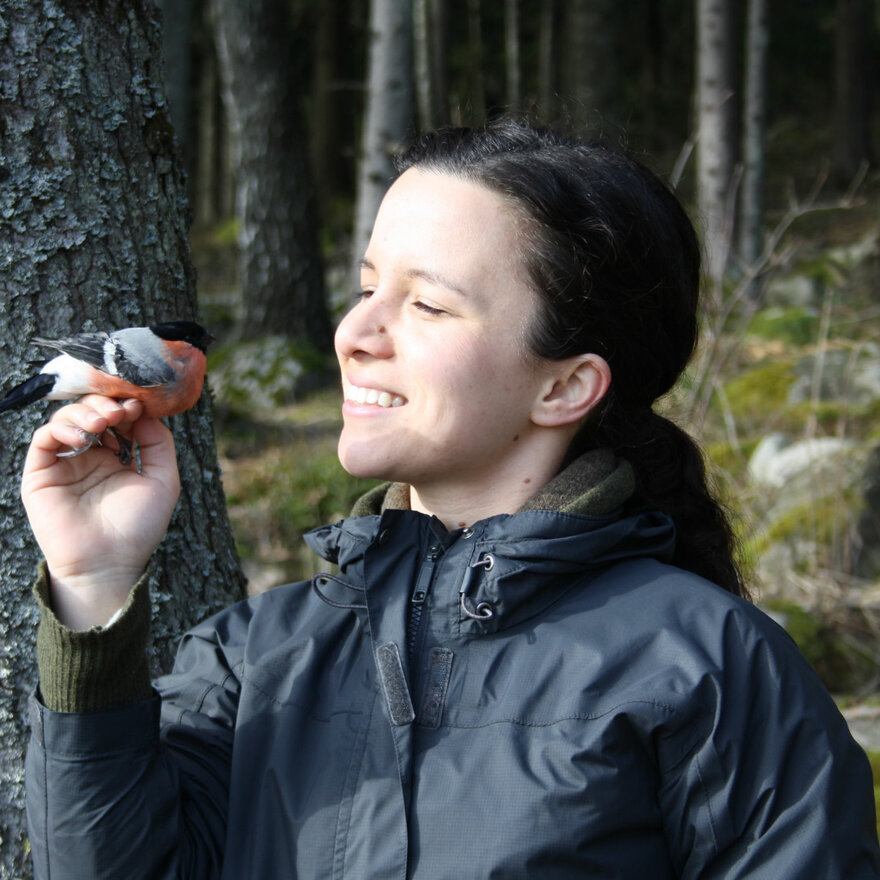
[111,429,134,467]
[56,425,139,472]
[56,428,103,459]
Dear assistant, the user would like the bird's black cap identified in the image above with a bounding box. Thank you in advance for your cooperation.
[150,321,215,354]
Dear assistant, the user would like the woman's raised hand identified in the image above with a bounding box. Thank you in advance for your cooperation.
[20,396,181,630]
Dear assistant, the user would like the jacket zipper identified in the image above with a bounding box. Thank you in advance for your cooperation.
[407,542,441,668]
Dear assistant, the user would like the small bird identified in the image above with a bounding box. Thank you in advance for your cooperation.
[0,320,214,466]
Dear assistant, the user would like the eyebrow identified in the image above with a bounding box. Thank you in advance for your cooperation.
[358,258,468,298]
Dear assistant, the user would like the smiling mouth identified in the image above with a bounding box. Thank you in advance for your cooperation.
[344,383,406,408]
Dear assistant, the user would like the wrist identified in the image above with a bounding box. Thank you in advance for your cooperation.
[48,565,143,631]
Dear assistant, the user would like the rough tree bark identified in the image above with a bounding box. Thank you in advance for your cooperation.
[696,0,738,285]
[211,0,332,347]
[0,3,246,876]
[351,0,413,266]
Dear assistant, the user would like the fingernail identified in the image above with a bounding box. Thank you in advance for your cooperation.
[99,400,123,415]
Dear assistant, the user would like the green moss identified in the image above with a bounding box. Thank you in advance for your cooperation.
[765,600,875,693]
[748,307,820,347]
[722,360,796,422]
[764,494,853,547]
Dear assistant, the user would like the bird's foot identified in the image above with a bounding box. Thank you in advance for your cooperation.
[109,428,136,469]
[56,426,140,473]
[56,428,103,459]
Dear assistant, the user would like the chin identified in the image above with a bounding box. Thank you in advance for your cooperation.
[337,441,393,482]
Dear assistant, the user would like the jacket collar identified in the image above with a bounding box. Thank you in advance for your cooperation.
[305,451,675,632]
[349,448,637,519]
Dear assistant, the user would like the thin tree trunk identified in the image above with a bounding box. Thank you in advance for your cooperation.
[738,0,768,294]
[311,0,348,219]
[696,0,738,285]
[559,0,620,133]
[351,0,414,265]
[414,0,434,128]
[160,0,195,167]
[211,0,332,347]
[429,0,450,127]
[832,0,874,182]
[414,0,450,130]
[466,0,487,125]
[0,3,246,876]
[538,0,558,122]
[505,0,522,110]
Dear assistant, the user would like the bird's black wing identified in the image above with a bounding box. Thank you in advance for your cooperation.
[32,333,110,371]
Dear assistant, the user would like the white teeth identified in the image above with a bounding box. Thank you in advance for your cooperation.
[346,384,404,408]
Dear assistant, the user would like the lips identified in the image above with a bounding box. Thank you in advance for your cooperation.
[344,382,405,408]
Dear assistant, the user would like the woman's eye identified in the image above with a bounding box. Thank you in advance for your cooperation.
[412,300,446,317]
[353,289,374,303]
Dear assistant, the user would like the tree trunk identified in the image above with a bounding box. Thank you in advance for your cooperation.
[538,0,558,122]
[414,0,450,129]
[696,0,739,285]
[351,0,414,265]
[310,0,357,221]
[505,0,522,110]
[738,0,768,293]
[832,0,874,182]
[428,0,450,127]
[560,0,620,134]
[414,0,434,128]
[211,0,332,347]
[160,0,195,168]
[194,1,235,226]
[466,0,487,125]
[0,2,246,877]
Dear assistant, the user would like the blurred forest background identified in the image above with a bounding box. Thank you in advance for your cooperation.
[0,1,879,873]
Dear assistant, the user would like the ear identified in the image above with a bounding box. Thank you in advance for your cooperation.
[531,354,611,428]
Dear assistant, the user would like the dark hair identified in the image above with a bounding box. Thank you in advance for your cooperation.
[395,119,746,598]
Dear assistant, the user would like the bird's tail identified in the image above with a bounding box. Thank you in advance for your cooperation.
[0,374,56,413]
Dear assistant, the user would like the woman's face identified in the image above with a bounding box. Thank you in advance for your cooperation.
[335,169,557,506]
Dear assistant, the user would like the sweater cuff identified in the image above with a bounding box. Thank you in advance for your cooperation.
[33,562,154,713]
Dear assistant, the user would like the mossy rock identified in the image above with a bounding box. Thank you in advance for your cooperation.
[208,337,329,413]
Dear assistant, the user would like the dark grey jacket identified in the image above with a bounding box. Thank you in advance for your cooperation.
[27,502,880,878]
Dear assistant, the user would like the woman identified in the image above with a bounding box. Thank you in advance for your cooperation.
[23,120,880,878]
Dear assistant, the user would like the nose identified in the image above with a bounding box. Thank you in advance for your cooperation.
[334,293,394,361]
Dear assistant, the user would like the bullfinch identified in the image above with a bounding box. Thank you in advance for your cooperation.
[0,320,214,466]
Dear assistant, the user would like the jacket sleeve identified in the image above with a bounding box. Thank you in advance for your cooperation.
[658,604,880,879]
[26,574,243,880]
